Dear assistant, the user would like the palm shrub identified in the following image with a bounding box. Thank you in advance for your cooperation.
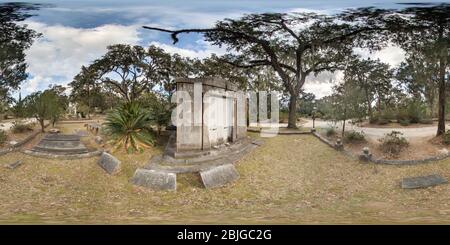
[104,102,155,153]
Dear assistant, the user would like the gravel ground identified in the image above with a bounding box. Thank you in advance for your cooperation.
[1,132,450,224]
[301,119,440,140]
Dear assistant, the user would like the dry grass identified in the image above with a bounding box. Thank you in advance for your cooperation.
[2,129,450,224]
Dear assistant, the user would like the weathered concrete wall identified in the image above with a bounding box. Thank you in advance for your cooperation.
[175,77,247,152]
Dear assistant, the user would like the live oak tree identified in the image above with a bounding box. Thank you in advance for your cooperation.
[344,57,393,120]
[69,65,102,119]
[87,44,172,102]
[0,3,41,118]
[143,11,386,128]
[396,52,440,117]
[387,4,450,136]
[77,44,195,104]
[199,54,283,92]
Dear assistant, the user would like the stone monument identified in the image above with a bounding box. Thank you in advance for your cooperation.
[132,77,261,191]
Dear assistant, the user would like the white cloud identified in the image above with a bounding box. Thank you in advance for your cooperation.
[20,21,141,96]
[304,71,344,98]
[149,40,226,59]
[354,44,406,67]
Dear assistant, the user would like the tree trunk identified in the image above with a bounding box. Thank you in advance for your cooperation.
[342,107,347,137]
[365,88,373,120]
[39,119,45,133]
[436,55,447,136]
[287,93,298,129]
[87,86,91,120]
[377,96,382,113]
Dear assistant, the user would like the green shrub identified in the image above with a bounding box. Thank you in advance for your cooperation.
[379,131,409,156]
[369,114,379,124]
[406,101,425,123]
[419,118,433,124]
[104,102,155,153]
[344,131,365,143]
[326,127,336,137]
[377,118,389,125]
[0,130,6,145]
[11,122,33,133]
[380,109,396,121]
[443,130,450,145]
[396,109,409,122]
[399,119,410,126]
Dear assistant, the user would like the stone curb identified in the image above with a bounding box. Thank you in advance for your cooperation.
[311,131,450,165]
[247,128,311,135]
[311,132,356,159]
[21,149,103,160]
[0,124,49,157]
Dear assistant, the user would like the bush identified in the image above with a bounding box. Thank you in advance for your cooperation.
[380,109,396,121]
[379,131,409,156]
[11,122,33,133]
[369,114,379,124]
[377,118,389,125]
[399,119,410,126]
[419,118,433,124]
[396,101,426,124]
[443,130,450,145]
[0,130,6,145]
[326,127,336,137]
[406,101,425,123]
[104,102,155,153]
[344,131,365,143]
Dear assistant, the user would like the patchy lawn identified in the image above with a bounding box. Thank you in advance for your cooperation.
[1,133,450,224]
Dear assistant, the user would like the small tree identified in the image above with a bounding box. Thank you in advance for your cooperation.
[24,90,62,132]
[12,93,26,119]
[138,93,172,135]
[331,81,367,136]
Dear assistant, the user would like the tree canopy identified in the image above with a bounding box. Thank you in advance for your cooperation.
[0,3,41,106]
[143,9,389,128]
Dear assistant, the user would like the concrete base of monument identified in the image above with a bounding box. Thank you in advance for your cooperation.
[131,134,263,190]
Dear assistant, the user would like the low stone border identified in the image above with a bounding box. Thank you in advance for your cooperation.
[311,131,450,165]
[0,125,48,157]
[247,127,311,135]
[371,154,450,165]
[311,131,356,159]
[21,149,103,160]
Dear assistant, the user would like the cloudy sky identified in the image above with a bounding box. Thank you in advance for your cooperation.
[3,0,443,99]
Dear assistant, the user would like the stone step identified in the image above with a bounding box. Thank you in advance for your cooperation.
[37,140,86,148]
[43,134,81,141]
[32,146,89,154]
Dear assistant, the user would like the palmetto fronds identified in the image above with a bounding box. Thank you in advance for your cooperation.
[104,102,154,153]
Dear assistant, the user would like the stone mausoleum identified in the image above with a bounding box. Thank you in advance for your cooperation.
[174,77,247,154]
[131,77,262,191]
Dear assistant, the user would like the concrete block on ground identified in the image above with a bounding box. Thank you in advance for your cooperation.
[401,174,448,189]
[131,168,176,191]
[97,152,121,174]
[200,164,239,189]
[5,160,23,169]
